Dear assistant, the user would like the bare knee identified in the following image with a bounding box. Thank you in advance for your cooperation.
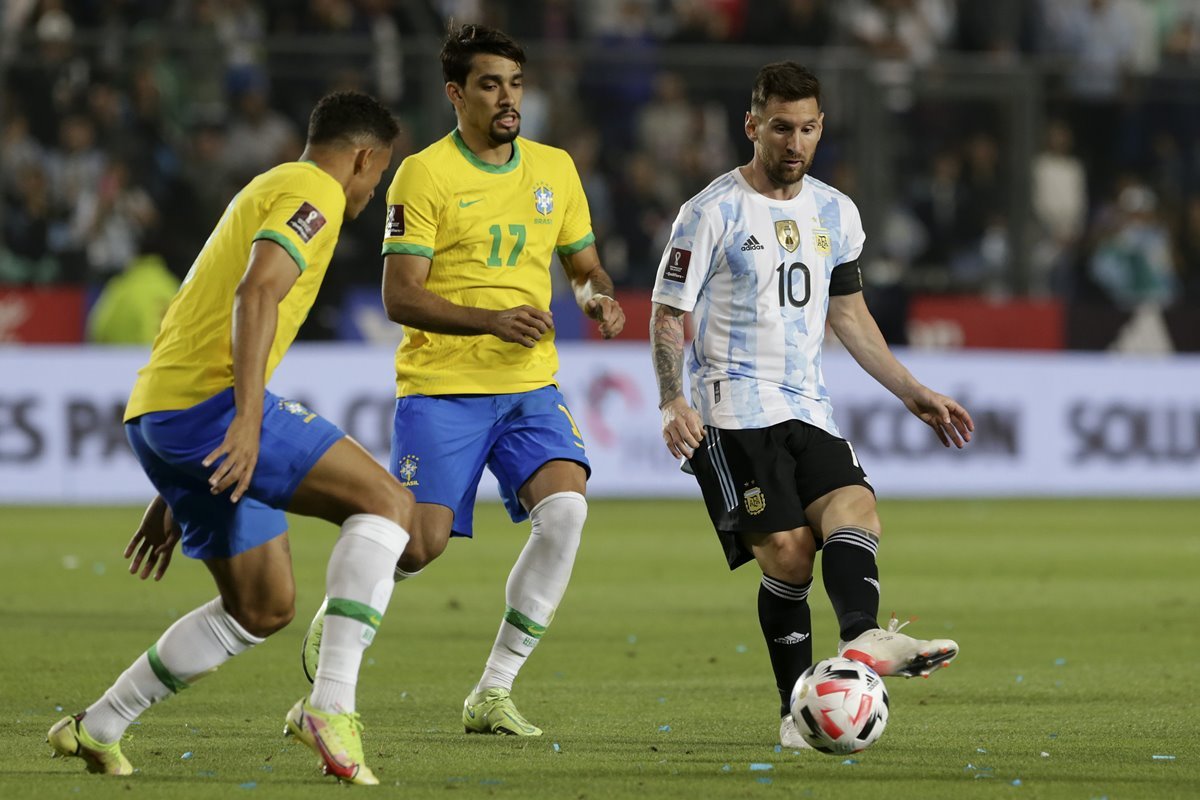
[757,531,816,584]
[225,596,295,638]
[359,476,415,529]
[398,529,449,571]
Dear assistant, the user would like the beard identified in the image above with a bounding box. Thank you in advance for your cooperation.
[763,155,807,188]
[489,113,521,145]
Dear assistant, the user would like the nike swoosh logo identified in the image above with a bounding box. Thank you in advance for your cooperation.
[458,198,483,208]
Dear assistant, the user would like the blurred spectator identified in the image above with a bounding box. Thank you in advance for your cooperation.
[46,115,106,214]
[1089,182,1177,309]
[844,0,954,66]
[1177,194,1200,301]
[222,71,301,183]
[1031,118,1087,296]
[743,0,835,48]
[67,157,159,282]
[86,253,179,343]
[611,151,677,286]
[1,112,44,195]
[636,71,693,168]
[1,163,57,282]
[6,3,91,144]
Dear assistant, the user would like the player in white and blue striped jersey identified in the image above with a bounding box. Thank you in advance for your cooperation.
[650,62,974,751]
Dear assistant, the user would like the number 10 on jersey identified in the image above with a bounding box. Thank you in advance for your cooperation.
[776,261,811,307]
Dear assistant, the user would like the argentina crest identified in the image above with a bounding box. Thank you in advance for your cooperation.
[743,486,766,515]
[534,182,554,215]
[775,219,800,252]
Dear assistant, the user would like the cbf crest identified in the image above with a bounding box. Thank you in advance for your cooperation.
[397,454,420,487]
[743,486,766,515]
[534,182,554,216]
[278,399,316,423]
[775,219,800,252]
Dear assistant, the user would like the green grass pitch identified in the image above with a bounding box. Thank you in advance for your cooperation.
[2,498,1197,799]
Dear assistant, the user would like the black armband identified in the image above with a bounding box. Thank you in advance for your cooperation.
[829,260,863,295]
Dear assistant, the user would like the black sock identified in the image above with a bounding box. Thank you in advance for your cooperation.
[758,574,813,718]
[821,526,881,642]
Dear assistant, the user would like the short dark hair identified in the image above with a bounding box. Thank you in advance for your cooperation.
[440,23,526,86]
[307,91,399,147]
[751,62,821,114]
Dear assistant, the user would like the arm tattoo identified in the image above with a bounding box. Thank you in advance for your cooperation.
[651,303,687,407]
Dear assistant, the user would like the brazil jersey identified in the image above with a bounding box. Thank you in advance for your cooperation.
[125,161,346,420]
[381,130,595,396]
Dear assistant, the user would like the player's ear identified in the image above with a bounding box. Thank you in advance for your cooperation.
[445,81,464,108]
[745,111,758,142]
[352,146,373,176]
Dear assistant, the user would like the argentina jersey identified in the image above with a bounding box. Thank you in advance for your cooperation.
[651,168,866,433]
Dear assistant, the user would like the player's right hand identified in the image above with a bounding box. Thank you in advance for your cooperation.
[203,412,262,502]
[660,396,705,460]
[490,305,554,348]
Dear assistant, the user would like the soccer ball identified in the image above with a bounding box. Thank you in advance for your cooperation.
[789,656,890,755]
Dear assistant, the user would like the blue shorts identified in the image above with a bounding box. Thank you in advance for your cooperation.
[126,388,345,560]
[390,385,590,537]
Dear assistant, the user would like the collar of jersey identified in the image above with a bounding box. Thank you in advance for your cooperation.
[452,129,521,174]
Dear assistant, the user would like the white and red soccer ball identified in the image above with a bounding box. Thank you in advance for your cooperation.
[789,656,890,754]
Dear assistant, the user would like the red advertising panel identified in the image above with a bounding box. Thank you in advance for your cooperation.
[908,295,1064,350]
[0,286,86,343]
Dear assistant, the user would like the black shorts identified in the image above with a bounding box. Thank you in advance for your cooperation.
[686,420,874,570]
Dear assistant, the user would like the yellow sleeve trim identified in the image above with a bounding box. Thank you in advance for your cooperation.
[254,230,307,272]
[556,232,595,257]
[382,242,434,259]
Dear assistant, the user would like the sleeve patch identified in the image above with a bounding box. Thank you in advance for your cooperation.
[286,202,327,243]
[385,204,405,237]
[663,247,692,283]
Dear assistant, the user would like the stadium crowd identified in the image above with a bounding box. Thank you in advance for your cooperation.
[3,0,1200,340]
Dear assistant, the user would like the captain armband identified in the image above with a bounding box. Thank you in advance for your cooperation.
[829,260,864,296]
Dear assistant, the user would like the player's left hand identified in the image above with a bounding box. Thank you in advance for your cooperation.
[903,388,974,448]
[125,498,181,581]
[585,295,625,339]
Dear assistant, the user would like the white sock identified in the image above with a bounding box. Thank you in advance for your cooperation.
[312,514,409,714]
[476,492,585,693]
[393,565,422,582]
[83,596,263,744]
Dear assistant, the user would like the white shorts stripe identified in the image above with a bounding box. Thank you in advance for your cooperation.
[706,427,737,512]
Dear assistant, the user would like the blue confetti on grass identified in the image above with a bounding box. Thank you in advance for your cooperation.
[238,782,256,789]
[1152,754,1176,761]
[749,763,773,771]
[1015,675,1024,683]
[757,778,773,784]
[552,742,561,753]
[1012,779,1023,786]
[628,634,638,644]
[55,705,64,712]
[181,752,193,760]
[841,759,858,766]
[1054,658,1067,666]
[774,745,781,753]
[735,644,748,654]
[658,725,671,732]
[976,747,987,753]
[721,764,731,772]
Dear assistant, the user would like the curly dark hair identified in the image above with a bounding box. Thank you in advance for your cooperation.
[307,91,399,147]
[440,23,526,86]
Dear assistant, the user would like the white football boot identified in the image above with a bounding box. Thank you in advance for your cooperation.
[838,614,958,678]
[779,714,812,750]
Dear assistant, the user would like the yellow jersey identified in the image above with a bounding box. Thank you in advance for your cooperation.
[125,161,346,420]
[381,130,594,396]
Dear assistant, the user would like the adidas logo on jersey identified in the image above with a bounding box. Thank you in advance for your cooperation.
[741,235,765,251]
[773,631,810,645]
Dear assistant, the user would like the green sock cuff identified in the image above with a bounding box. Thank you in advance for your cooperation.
[326,597,383,631]
[503,606,548,639]
[146,644,189,694]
